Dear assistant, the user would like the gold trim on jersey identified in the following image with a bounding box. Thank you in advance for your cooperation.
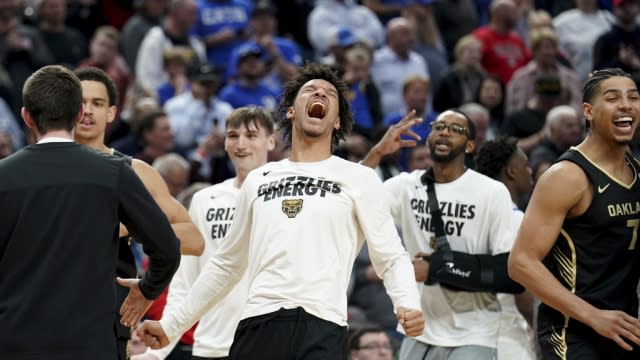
[570,147,637,189]
[548,228,578,359]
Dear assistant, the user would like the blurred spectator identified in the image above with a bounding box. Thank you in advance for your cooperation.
[339,132,372,163]
[506,27,581,115]
[527,8,552,32]
[460,101,492,169]
[553,0,614,83]
[383,75,436,141]
[192,0,251,71]
[433,34,485,113]
[152,152,190,197]
[110,92,160,155]
[64,0,107,40]
[361,0,409,25]
[35,0,87,68]
[593,0,640,74]
[78,26,132,118]
[403,0,449,89]
[529,105,583,166]
[176,181,211,209]
[348,319,394,360]
[473,0,530,85]
[134,109,175,164]
[431,0,478,62]
[156,46,190,106]
[512,0,533,46]
[0,0,53,118]
[534,0,574,16]
[272,0,314,61]
[343,45,383,139]
[0,95,22,149]
[371,17,429,117]
[165,63,233,156]
[475,74,506,131]
[460,101,491,147]
[320,25,359,73]
[307,0,384,58]
[121,0,168,73]
[136,0,205,95]
[383,75,436,172]
[227,0,301,89]
[501,75,567,154]
[218,43,280,110]
[407,143,432,171]
[0,128,14,159]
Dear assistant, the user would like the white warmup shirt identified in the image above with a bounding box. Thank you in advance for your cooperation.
[160,156,421,342]
[148,179,245,358]
[497,204,535,360]
[383,169,515,348]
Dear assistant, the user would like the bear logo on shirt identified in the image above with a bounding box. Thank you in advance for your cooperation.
[282,199,303,218]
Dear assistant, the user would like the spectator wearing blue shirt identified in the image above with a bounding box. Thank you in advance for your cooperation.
[157,47,192,106]
[218,44,280,110]
[226,0,302,89]
[193,0,252,71]
[343,45,383,140]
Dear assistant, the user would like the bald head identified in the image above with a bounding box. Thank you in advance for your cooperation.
[386,17,414,57]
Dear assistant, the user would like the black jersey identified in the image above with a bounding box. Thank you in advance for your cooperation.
[539,149,640,342]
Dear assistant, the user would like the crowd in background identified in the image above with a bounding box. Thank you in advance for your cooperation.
[2,0,640,357]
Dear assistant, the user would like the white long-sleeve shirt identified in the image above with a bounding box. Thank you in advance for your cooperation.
[160,156,421,342]
[148,179,245,358]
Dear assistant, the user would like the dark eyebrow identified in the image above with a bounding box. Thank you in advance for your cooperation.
[603,88,640,96]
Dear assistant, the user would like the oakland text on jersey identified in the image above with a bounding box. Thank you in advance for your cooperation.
[257,176,342,202]
[206,207,234,240]
[607,201,640,217]
[411,198,477,237]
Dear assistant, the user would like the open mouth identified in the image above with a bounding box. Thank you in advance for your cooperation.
[77,117,94,129]
[307,101,326,119]
[614,116,633,129]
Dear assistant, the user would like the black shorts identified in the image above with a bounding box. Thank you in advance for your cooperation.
[539,327,640,360]
[228,307,348,360]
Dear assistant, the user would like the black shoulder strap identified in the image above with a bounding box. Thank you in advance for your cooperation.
[421,168,454,263]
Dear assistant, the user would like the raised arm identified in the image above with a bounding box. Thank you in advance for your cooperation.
[508,161,640,350]
[360,110,422,169]
[132,159,205,256]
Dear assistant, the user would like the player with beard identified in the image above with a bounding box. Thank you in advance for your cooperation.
[362,109,524,360]
[135,62,424,359]
[73,67,204,360]
[509,68,640,359]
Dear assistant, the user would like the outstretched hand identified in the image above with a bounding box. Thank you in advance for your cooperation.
[360,110,423,169]
[136,320,170,349]
[376,110,423,154]
[589,309,640,351]
[397,306,425,337]
[117,277,153,328]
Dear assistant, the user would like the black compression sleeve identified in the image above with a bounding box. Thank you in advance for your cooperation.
[425,251,524,294]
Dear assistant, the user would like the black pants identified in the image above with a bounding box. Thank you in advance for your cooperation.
[116,337,128,360]
[228,307,348,360]
[539,328,640,360]
[192,356,227,360]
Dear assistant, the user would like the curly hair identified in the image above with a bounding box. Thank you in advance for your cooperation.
[474,136,518,180]
[275,62,353,150]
